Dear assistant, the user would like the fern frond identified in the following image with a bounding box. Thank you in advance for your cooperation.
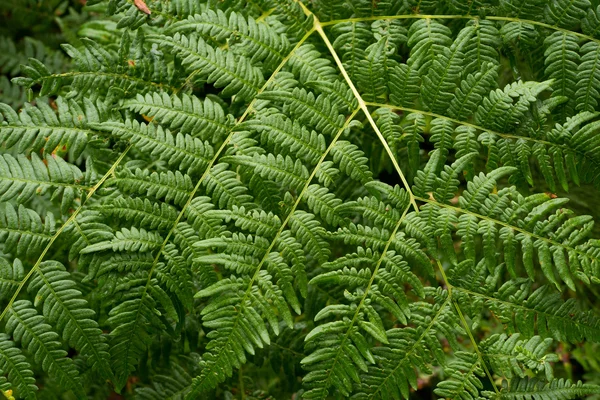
[0,153,86,213]
[331,140,373,184]
[331,22,373,82]
[447,63,498,120]
[421,25,473,114]
[81,226,163,254]
[500,0,545,18]
[481,334,559,381]
[485,377,600,399]
[433,352,484,400]
[475,80,553,132]
[406,19,452,74]
[459,279,600,343]
[0,258,23,301]
[95,120,213,175]
[5,300,84,396]
[356,38,393,103]
[258,88,346,137]
[0,97,95,158]
[463,19,501,74]
[168,9,290,71]
[97,196,178,231]
[4,1,600,398]
[112,168,194,206]
[27,261,112,378]
[188,272,290,395]
[544,0,591,29]
[240,114,326,165]
[0,334,36,400]
[350,289,460,400]
[576,41,600,113]
[289,210,330,264]
[15,34,176,98]
[544,32,580,120]
[203,163,256,210]
[106,272,165,390]
[147,33,264,101]
[221,153,309,192]
[0,204,54,259]
[287,44,339,85]
[123,92,234,143]
[388,63,421,108]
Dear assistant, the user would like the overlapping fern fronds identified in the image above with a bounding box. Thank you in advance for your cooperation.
[2,0,600,399]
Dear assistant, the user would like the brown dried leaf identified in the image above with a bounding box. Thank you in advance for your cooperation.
[134,0,151,15]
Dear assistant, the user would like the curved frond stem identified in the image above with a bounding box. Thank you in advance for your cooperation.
[313,21,419,211]
[435,259,500,395]
[0,143,134,329]
[415,196,599,265]
[321,15,600,45]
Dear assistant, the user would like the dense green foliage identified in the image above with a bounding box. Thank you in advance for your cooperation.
[2,0,600,399]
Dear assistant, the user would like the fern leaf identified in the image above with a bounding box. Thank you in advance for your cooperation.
[357,38,393,103]
[221,153,309,192]
[240,114,326,166]
[147,33,264,101]
[97,196,178,231]
[485,377,600,399]
[123,92,234,143]
[0,334,36,400]
[0,204,55,259]
[406,19,452,74]
[544,32,580,120]
[544,0,591,29]
[481,334,559,381]
[332,22,373,82]
[421,25,473,114]
[473,280,600,343]
[258,88,346,137]
[389,63,421,108]
[168,9,289,71]
[107,273,165,390]
[575,41,600,113]
[95,120,213,175]
[434,352,484,400]
[287,44,339,85]
[27,261,112,379]
[0,98,93,158]
[0,258,23,301]
[5,300,84,396]
[0,153,86,213]
[448,63,498,120]
[463,19,501,74]
[112,168,194,207]
[331,140,373,184]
